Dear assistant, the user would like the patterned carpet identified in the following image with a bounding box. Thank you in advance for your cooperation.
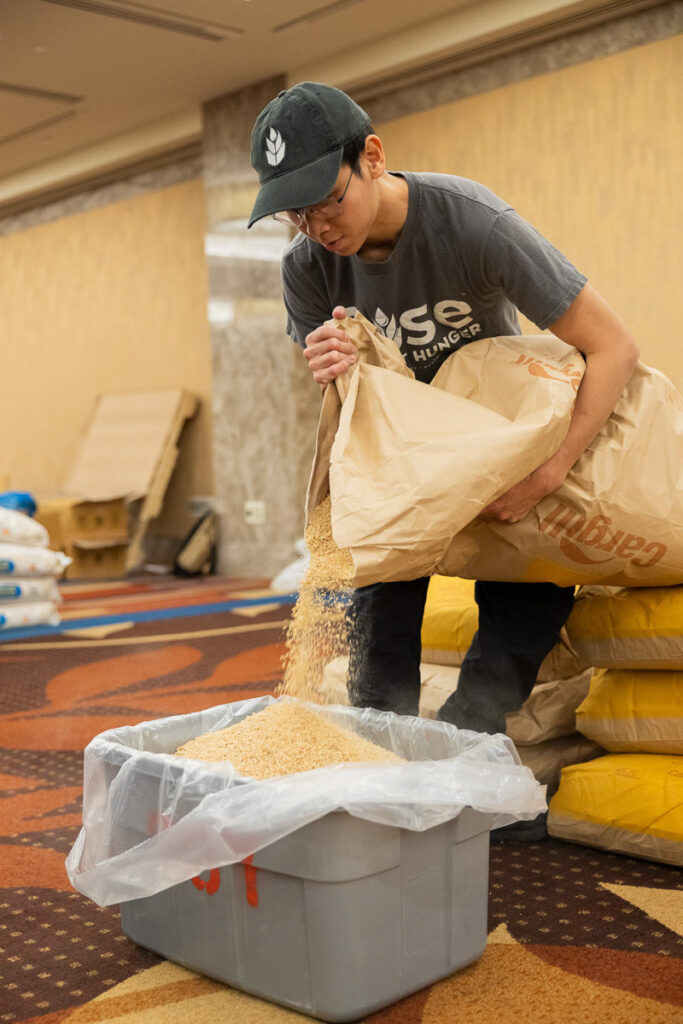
[1,575,681,1024]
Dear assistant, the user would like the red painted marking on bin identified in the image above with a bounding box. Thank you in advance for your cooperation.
[147,810,173,833]
[191,868,221,894]
[242,855,258,908]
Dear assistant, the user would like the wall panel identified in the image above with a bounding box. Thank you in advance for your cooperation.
[377,34,682,386]
[0,177,213,547]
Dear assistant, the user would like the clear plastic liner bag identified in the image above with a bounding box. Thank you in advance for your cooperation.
[66,696,546,907]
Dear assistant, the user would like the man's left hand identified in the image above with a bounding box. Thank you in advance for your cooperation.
[480,460,568,523]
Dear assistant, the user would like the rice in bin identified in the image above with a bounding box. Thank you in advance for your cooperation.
[175,699,402,778]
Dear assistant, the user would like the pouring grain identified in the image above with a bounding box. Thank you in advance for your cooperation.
[280,495,355,702]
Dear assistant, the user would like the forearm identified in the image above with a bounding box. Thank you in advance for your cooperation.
[481,284,639,522]
[548,343,639,476]
[546,284,640,476]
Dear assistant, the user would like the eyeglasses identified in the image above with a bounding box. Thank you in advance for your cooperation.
[272,167,354,229]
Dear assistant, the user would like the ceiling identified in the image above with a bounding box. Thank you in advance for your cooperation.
[0,0,662,195]
[0,0,470,182]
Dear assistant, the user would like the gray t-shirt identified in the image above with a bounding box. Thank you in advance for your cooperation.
[282,172,587,383]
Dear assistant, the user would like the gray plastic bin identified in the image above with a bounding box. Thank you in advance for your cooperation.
[120,805,492,1022]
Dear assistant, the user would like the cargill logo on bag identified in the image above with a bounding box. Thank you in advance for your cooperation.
[538,501,666,569]
[513,354,583,392]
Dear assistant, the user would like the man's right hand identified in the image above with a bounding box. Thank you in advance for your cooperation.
[304,305,357,384]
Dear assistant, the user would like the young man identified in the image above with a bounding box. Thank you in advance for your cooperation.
[248,83,638,749]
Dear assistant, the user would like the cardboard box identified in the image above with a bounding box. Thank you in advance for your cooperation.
[35,496,129,550]
[64,540,130,581]
[64,390,196,506]
[34,495,130,579]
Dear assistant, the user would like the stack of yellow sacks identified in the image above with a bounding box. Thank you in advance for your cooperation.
[549,585,683,867]
[320,578,683,865]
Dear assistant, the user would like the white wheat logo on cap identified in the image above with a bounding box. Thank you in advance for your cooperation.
[266,127,285,166]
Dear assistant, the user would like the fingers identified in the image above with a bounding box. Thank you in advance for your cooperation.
[304,323,350,350]
[489,509,527,524]
[480,498,531,524]
[304,341,356,384]
[481,463,564,523]
[304,318,357,384]
[480,510,524,523]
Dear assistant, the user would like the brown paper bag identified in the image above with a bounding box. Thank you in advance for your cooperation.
[307,313,586,586]
[516,734,605,795]
[439,363,683,586]
[306,312,413,513]
[308,313,682,589]
[506,670,593,745]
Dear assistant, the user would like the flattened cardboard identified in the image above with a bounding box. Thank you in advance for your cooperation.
[36,389,197,579]
[65,390,197,502]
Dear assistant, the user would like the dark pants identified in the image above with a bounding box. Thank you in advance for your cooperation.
[347,577,575,734]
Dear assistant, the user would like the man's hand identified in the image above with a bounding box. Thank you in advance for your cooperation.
[480,458,568,523]
[304,306,357,384]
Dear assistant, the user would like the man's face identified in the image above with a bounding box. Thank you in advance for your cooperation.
[295,158,379,257]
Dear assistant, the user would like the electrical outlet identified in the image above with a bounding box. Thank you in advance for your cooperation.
[244,500,266,525]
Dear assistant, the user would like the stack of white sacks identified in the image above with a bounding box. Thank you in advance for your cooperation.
[0,506,70,631]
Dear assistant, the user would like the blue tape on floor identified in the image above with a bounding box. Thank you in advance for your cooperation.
[0,592,298,642]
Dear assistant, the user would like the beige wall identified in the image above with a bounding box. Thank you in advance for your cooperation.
[377,34,682,387]
[0,177,213,544]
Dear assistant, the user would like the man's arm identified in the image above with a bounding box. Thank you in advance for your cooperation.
[481,283,640,523]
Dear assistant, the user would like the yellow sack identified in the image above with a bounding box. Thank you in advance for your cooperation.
[575,668,683,754]
[420,574,588,683]
[419,575,477,665]
[566,585,683,668]
[548,753,683,866]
